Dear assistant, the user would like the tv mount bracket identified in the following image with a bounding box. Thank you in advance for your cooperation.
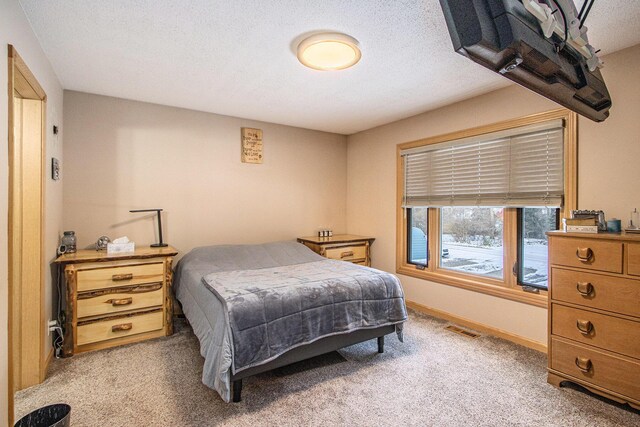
[522,0,603,72]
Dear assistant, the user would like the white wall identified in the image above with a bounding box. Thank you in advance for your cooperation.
[1,0,64,423]
[62,91,347,255]
[346,44,640,347]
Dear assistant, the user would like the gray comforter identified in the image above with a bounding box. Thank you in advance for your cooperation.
[174,241,407,402]
[203,259,406,373]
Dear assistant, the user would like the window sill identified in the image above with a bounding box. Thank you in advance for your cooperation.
[396,264,548,308]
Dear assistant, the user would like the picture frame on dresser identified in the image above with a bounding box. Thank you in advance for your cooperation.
[54,246,178,356]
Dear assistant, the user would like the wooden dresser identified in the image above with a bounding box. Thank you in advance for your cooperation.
[297,234,375,266]
[547,231,640,409]
[55,246,178,356]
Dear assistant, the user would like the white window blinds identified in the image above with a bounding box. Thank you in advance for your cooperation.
[402,120,564,207]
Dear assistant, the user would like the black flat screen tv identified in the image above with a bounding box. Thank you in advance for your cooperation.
[439,0,611,121]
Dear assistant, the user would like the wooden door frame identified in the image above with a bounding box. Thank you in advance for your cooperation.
[7,44,47,425]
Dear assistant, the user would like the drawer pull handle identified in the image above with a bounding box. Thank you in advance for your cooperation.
[575,247,594,262]
[574,357,592,373]
[340,251,354,259]
[111,323,133,333]
[576,319,594,335]
[108,297,133,307]
[576,282,594,296]
[112,273,133,281]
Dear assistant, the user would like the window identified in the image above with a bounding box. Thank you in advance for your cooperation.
[519,207,560,289]
[397,110,577,307]
[441,207,504,279]
[408,207,428,266]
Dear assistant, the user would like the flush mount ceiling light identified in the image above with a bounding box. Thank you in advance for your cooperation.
[297,33,361,71]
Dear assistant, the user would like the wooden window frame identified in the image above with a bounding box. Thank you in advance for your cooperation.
[396,109,577,308]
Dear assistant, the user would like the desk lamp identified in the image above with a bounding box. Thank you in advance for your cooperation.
[129,208,168,247]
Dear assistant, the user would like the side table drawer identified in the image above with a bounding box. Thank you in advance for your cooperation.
[551,337,640,401]
[551,304,640,358]
[77,262,164,291]
[551,268,640,317]
[551,237,622,273]
[324,245,367,262]
[77,283,164,318]
[77,310,164,346]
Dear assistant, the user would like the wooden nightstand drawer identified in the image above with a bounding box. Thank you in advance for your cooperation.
[77,284,164,318]
[551,237,623,273]
[551,337,640,402]
[77,262,164,292]
[297,235,374,266]
[551,304,640,358]
[324,245,367,262]
[551,268,640,317]
[77,310,164,346]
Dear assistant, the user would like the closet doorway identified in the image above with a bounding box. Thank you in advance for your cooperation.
[8,45,47,425]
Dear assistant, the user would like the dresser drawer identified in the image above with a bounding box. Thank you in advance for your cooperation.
[324,245,367,262]
[551,304,640,357]
[551,268,640,317]
[551,237,622,273]
[551,337,640,401]
[77,284,164,318]
[77,310,164,346]
[77,262,164,292]
[628,243,640,277]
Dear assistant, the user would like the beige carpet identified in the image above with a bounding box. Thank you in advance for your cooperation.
[15,311,639,426]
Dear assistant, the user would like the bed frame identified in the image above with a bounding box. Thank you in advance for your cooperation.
[230,324,396,402]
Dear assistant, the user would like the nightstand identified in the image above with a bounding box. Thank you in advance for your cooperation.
[55,246,178,356]
[297,234,375,266]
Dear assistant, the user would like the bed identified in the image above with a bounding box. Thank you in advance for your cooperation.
[173,241,407,402]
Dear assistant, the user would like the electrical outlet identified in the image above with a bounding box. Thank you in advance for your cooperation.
[48,319,59,336]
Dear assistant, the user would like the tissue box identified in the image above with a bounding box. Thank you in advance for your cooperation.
[107,242,135,255]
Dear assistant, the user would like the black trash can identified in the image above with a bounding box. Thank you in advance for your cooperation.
[14,404,71,427]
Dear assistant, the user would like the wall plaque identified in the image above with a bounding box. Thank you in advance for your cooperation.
[241,127,263,164]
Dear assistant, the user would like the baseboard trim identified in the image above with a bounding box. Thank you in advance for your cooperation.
[406,300,547,354]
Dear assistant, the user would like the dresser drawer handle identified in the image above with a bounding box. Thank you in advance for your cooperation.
[574,357,592,373]
[108,297,133,307]
[111,323,133,333]
[340,251,354,259]
[576,282,594,296]
[112,273,133,281]
[576,319,594,335]
[575,248,594,262]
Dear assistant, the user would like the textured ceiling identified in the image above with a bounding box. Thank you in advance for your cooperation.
[19,0,640,134]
